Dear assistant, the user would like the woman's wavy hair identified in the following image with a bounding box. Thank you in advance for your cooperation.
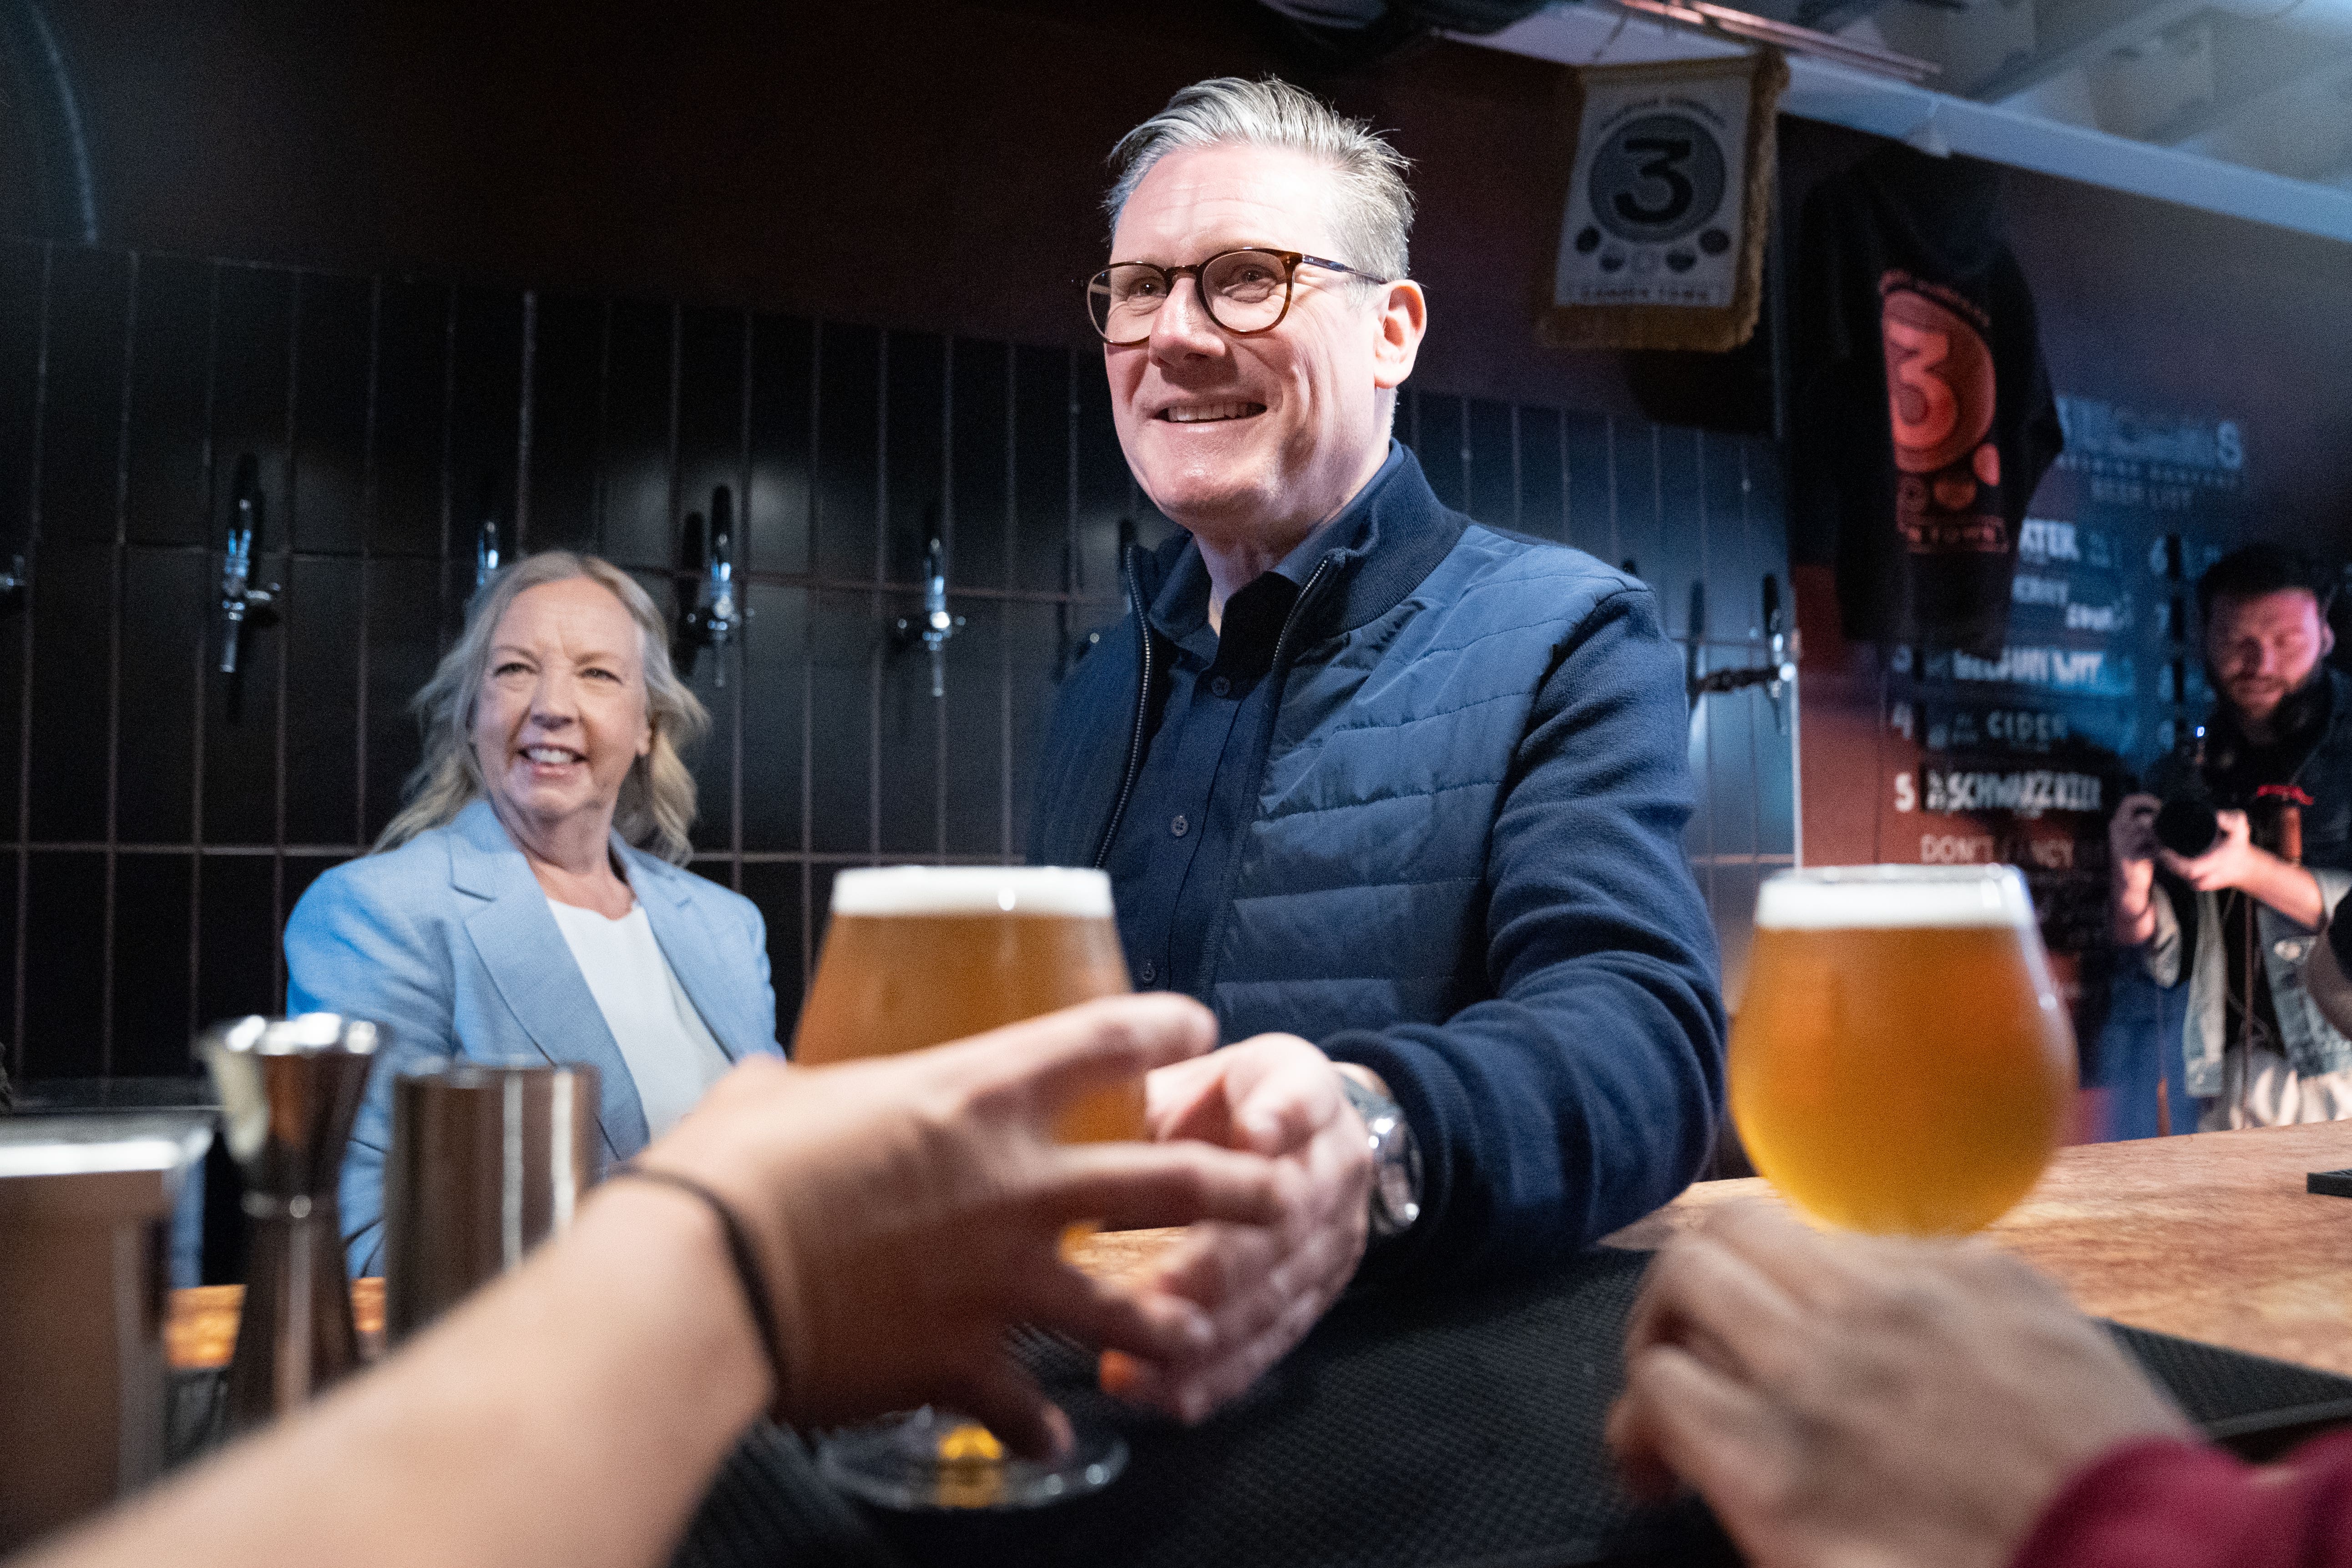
[375,551,709,865]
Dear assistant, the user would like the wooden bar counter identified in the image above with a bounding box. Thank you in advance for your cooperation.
[170,1121,2352,1379]
[1608,1120,2352,1379]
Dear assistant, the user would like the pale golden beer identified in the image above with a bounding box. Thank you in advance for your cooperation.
[1729,865,2076,1235]
[797,866,1143,1509]
[794,865,1142,1146]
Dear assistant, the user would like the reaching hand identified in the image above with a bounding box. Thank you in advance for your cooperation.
[1606,1202,2190,1568]
[1102,1033,1373,1423]
[633,994,1293,1458]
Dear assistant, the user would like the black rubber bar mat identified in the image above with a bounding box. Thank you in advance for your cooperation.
[157,1242,2352,1568]
[674,1245,2352,1568]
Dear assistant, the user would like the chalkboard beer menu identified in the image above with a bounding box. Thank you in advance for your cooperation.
[1879,396,2245,1002]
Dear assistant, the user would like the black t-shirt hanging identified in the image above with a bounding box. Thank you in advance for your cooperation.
[1792,145,2064,658]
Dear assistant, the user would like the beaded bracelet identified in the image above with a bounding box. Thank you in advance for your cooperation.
[609,1163,791,1410]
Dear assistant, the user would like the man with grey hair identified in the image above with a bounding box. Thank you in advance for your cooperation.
[1032,77,1725,1421]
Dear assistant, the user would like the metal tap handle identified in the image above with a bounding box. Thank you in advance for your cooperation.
[1763,573,1794,735]
[892,537,963,697]
[219,478,262,674]
[475,514,501,592]
[672,488,741,685]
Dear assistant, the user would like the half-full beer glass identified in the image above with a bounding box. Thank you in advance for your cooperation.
[1730,865,2076,1235]
[796,865,1137,1509]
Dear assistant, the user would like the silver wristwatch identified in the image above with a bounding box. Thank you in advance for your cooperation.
[1337,1072,1423,1241]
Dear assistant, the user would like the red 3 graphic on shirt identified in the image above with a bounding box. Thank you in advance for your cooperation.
[1880,272,2006,553]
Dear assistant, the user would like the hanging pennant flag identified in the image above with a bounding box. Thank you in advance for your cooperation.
[1538,50,1786,353]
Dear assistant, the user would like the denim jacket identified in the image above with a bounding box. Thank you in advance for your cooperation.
[2143,668,2352,1093]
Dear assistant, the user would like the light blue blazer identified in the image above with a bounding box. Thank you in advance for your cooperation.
[284,799,783,1276]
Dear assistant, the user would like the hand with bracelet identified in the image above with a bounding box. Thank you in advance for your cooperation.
[617,991,1300,1450]
[23,994,1290,1568]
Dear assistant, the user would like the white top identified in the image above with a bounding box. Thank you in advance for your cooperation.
[545,898,733,1139]
[829,865,1114,917]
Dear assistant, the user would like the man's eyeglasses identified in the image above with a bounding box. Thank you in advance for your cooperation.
[1085,248,1390,346]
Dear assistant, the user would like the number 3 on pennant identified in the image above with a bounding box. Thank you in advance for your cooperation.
[1614,137,1694,227]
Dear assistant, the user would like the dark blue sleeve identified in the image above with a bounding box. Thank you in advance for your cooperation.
[1325,585,1727,1287]
[1027,613,1146,870]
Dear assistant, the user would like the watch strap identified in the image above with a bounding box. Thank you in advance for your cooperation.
[1336,1071,1423,1241]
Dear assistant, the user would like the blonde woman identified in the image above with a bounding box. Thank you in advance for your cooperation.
[287,552,781,1277]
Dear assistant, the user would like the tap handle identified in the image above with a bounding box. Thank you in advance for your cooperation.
[225,455,262,596]
[475,516,501,591]
[232,452,263,537]
[220,456,278,674]
[707,527,733,605]
[708,487,733,576]
[229,453,263,540]
[1760,574,1795,734]
[706,488,735,614]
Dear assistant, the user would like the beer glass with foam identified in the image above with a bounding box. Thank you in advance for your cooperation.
[1730,865,2076,1235]
[796,865,1138,1509]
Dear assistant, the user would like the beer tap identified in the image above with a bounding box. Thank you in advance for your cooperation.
[472,472,509,595]
[680,486,738,686]
[894,536,964,699]
[218,455,279,676]
[1687,573,1800,735]
[1763,573,1797,735]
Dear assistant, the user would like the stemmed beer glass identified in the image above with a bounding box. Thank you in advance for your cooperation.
[1729,865,2077,1235]
[793,865,1139,1509]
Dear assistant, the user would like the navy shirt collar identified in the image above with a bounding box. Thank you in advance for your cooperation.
[1146,438,1409,651]
[1273,440,1407,583]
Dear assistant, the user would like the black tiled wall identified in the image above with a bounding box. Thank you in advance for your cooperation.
[0,239,1794,1080]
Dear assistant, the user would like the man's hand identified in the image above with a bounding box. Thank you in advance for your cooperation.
[2159,807,2259,892]
[637,994,1294,1458]
[2159,809,2327,925]
[2108,794,2160,945]
[2109,793,2159,880]
[1606,1202,2191,1568]
[1104,1033,1374,1423]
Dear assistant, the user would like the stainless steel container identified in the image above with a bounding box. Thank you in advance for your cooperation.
[198,1014,380,1436]
[0,1113,213,1553]
[384,1061,598,1344]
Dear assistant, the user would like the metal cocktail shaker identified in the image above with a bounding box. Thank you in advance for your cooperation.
[384,1061,598,1344]
[0,1113,213,1552]
[198,1014,379,1435]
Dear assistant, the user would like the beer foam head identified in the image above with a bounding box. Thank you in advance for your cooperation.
[830,865,1115,918]
[1755,865,2036,931]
